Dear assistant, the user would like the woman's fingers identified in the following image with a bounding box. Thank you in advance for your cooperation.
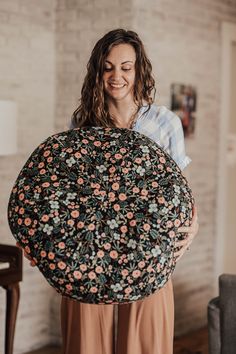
[173,205,199,262]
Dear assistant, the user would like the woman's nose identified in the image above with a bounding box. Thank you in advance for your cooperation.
[110,68,122,80]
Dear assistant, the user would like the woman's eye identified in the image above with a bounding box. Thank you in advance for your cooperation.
[104,68,112,72]
[122,68,131,71]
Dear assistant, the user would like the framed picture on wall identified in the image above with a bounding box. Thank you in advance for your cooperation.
[170,83,197,138]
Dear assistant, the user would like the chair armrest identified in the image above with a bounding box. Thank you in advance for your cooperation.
[219,274,236,354]
[208,296,220,354]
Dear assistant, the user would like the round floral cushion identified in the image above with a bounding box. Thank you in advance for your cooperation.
[8,127,194,304]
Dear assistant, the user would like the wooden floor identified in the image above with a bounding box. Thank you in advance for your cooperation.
[25,327,208,354]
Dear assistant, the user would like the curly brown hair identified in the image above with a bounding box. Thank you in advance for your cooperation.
[71,28,156,128]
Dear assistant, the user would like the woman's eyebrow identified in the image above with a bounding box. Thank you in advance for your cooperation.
[105,60,134,64]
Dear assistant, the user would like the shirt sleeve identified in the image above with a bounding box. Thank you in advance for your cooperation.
[165,112,192,171]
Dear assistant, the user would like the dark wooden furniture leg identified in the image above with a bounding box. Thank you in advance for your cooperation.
[0,244,22,354]
[4,283,20,354]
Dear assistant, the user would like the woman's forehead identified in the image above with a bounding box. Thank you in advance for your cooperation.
[106,43,136,63]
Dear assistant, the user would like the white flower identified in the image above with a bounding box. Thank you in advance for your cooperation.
[111,283,123,292]
[43,224,53,235]
[53,216,60,224]
[151,246,161,257]
[173,196,180,206]
[107,219,118,229]
[96,165,107,173]
[67,192,77,200]
[127,253,134,260]
[174,185,181,193]
[137,166,145,176]
[66,157,76,167]
[162,207,169,214]
[49,200,59,209]
[140,145,150,153]
[114,233,121,240]
[148,203,158,213]
[127,239,137,249]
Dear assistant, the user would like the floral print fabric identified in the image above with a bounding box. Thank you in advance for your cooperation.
[8,127,194,304]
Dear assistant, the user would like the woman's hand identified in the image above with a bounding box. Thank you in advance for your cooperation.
[16,242,36,267]
[174,205,199,262]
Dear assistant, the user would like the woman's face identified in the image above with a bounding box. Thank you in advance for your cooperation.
[102,43,136,103]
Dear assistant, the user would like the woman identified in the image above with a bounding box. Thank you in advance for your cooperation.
[60,29,198,354]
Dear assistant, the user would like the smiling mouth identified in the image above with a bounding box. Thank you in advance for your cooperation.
[109,83,126,89]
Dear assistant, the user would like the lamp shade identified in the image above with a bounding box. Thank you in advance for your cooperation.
[0,100,17,156]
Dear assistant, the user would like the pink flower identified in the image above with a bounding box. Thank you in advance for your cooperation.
[112,183,120,191]
[141,189,148,196]
[109,166,116,173]
[119,193,127,201]
[77,221,84,229]
[80,264,87,272]
[138,261,145,269]
[169,230,175,238]
[120,148,127,153]
[58,261,66,270]
[174,219,181,227]
[73,271,82,279]
[158,197,165,204]
[75,152,82,158]
[88,271,96,280]
[167,220,173,228]
[124,287,133,294]
[41,215,49,222]
[43,150,50,157]
[129,220,136,227]
[95,266,103,274]
[104,243,111,250]
[120,225,128,233]
[88,223,95,231]
[90,287,98,293]
[66,284,73,291]
[132,270,141,278]
[110,250,118,259]
[159,157,166,163]
[94,141,101,146]
[121,269,129,277]
[58,242,65,249]
[143,223,150,231]
[71,210,80,218]
[48,252,55,260]
[127,212,133,219]
[97,250,104,258]
[113,204,120,211]
[132,187,140,193]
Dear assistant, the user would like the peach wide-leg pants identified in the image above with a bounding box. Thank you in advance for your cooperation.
[61,279,174,354]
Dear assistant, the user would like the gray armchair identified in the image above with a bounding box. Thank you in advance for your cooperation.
[208,274,236,354]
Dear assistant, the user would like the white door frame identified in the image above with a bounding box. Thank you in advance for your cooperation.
[215,21,236,292]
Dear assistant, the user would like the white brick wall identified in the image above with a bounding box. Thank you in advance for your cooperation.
[0,1,57,353]
[1,1,236,352]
